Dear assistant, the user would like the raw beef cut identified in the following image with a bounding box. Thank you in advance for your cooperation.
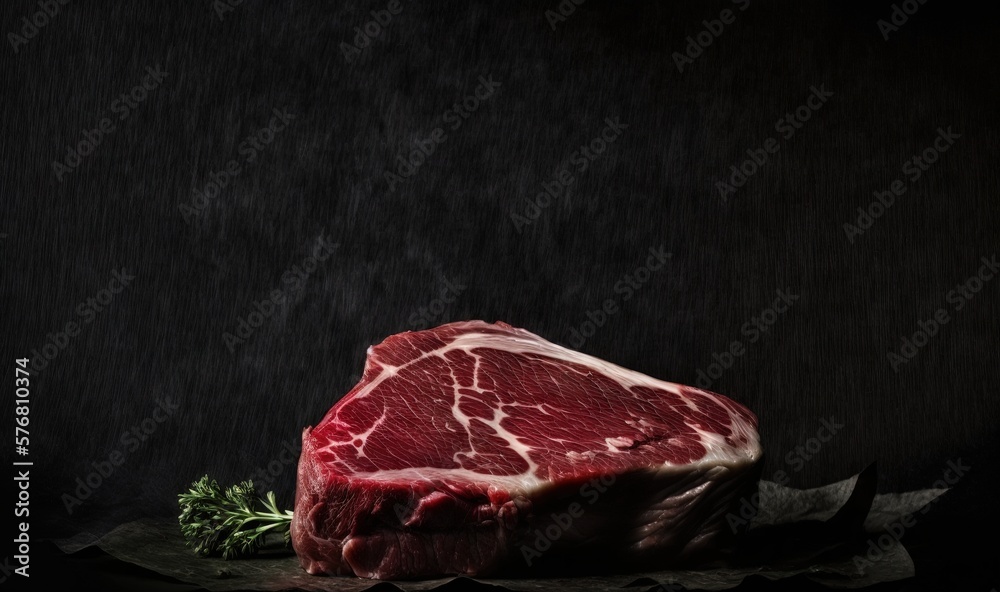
[291,320,762,579]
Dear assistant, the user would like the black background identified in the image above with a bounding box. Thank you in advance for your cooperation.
[3,0,998,590]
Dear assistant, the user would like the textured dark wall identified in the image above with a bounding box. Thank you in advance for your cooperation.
[2,0,997,573]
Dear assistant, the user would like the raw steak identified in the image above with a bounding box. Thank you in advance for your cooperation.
[291,320,762,579]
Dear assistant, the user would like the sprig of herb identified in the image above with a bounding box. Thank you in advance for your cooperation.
[178,475,294,559]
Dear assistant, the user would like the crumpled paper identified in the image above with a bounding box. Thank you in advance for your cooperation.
[53,468,946,591]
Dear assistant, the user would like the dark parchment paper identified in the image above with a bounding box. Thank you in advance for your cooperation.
[54,472,945,591]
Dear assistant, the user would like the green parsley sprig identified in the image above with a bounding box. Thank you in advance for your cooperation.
[178,475,294,559]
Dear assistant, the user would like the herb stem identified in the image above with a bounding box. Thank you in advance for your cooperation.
[177,475,295,559]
